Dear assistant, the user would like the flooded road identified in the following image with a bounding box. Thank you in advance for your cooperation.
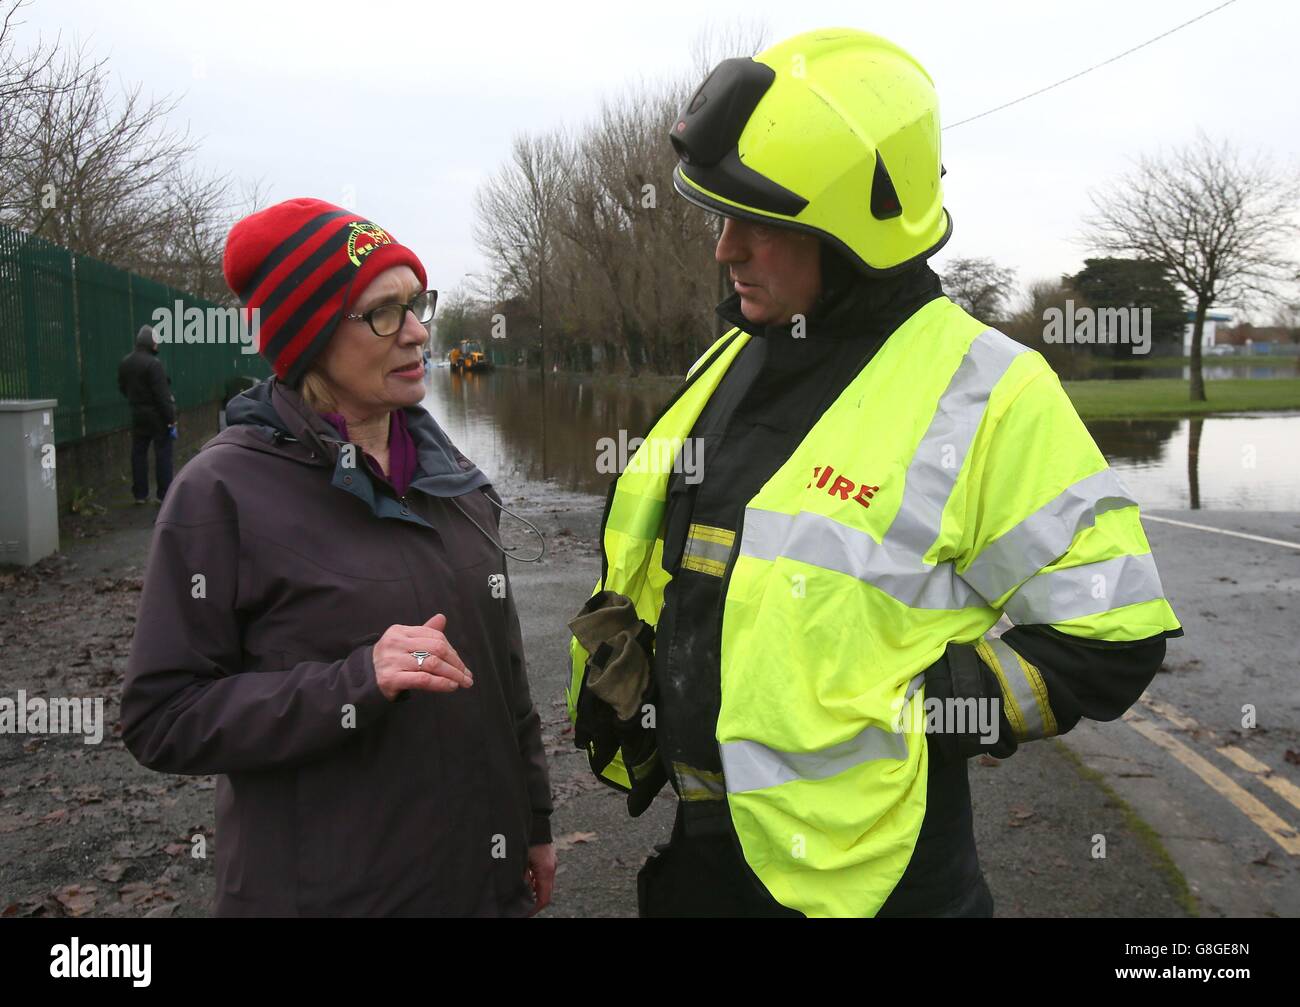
[422,366,1300,512]
[1094,413,1300,510]
[422,366,668,498]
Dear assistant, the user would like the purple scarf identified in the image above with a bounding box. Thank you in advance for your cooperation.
[318,407,418,497]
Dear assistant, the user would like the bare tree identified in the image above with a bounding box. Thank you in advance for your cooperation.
[470,23,771,377]
[1084,133,1300,401]
[3,46,200,251]
[1003,277,1094,380]
[236,176,273,217]
[0,0,88,186]
[146,167,236,300]
[688,18,769,76]
[473,131,568,367]
[939,256,1018,320]
[0,29,252,302]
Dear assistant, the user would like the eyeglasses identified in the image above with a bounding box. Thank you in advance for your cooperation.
[345,289,438,337]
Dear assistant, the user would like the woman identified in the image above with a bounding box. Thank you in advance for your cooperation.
[121,197,555,917]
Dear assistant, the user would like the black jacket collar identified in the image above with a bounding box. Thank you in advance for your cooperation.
[714,261,945,344]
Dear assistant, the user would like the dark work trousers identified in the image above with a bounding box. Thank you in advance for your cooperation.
[131,430,174,502]
[638,803,803,918]
[637,799,996,919]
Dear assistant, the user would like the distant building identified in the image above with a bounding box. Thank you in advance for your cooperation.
[1215,322,1299,352]
[1183,309,1232,353]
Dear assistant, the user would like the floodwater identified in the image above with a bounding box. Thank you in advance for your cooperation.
[1093,413,1300,511]
[421,366,1300,512]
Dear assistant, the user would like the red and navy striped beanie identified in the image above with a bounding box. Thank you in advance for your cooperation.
[222,198,427,385]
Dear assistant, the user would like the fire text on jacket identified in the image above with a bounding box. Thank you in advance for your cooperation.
[807,465,879,508]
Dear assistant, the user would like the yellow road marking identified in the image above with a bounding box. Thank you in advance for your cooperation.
[1122,710,1300,855]
[1141,697,1300,814]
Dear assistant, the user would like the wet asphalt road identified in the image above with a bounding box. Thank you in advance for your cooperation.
[1060,510,1300,918]
[6,454,1287,916]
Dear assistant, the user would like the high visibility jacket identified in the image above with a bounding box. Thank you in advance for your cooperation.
[569,295,1181,917]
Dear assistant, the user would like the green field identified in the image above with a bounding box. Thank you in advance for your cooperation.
[1102,354,1299,370]
[1062,378,1300,419]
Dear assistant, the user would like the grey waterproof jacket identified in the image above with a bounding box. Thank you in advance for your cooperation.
[121,376,553,916]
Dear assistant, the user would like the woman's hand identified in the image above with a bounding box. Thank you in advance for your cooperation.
[373,613,474,701]
[526,842,557,915]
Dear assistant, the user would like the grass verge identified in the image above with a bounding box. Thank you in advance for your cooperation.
[1063,378,1300,419]
[1053,738,1199,917]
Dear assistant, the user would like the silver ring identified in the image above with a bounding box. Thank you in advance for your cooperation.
[410,650,431,668]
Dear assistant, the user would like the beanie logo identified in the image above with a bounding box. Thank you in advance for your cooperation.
[346,221,393,267]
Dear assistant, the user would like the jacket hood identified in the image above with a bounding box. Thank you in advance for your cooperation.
[223,377,490,498]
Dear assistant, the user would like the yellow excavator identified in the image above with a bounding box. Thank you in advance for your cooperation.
[448,340,491,373]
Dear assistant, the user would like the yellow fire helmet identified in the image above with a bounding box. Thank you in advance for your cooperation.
[670,27,952,274]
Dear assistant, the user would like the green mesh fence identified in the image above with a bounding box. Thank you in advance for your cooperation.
[0,223,270,444]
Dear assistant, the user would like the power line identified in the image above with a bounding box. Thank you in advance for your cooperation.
[944,0,1241,130]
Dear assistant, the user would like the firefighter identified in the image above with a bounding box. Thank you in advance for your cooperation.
[568,27,1182,917]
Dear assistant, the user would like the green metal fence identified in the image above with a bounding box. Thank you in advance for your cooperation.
[0,223,270,444]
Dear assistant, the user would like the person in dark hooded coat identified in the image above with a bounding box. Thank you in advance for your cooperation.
[117,324,176,504]
[121,198,555,917]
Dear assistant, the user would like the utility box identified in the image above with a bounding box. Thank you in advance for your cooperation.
[0,399,59,567]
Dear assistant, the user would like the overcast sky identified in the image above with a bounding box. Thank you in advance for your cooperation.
[15,0,1299,315]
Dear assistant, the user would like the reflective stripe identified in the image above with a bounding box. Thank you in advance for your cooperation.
[721,719,910,794]
[739,339,1155,621]
[720,672,925,794]
[961,468,1137,603]
[682,555,727,576]
[689,523,735,546]
[682,523,735,577]
[673,762,727,801]
[735,330,1060,611]
[740,508,985,610]
[884,330,1028,557]
[976,635,1056,742]
[1002,552,1166,625]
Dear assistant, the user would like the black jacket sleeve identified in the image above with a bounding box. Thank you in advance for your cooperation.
[923,626,1167,763]
[149,358,176,425]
